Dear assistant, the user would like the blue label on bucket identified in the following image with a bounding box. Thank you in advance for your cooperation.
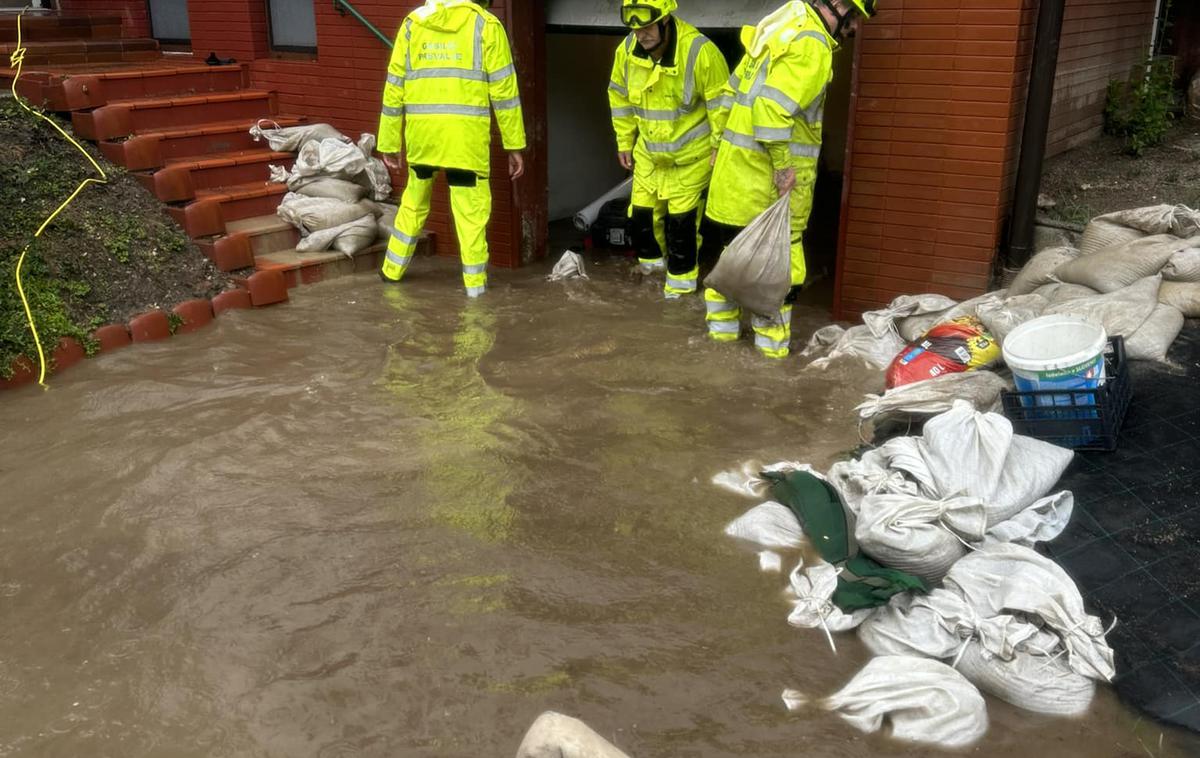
[1013,353,1105,414]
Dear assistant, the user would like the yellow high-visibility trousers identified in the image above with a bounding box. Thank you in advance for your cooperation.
[381,168,493,297]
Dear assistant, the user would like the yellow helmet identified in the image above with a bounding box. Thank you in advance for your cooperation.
[620,0,678,30]
[848,0,878,18]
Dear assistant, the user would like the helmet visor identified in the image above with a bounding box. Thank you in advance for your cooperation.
[621,4,664,29]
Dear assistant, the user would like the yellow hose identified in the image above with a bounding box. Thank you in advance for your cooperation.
[8,7,108,387]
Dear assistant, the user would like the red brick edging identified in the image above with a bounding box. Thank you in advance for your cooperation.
[0,271,288,391]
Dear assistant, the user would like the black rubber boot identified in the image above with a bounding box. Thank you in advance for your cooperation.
[629,205,662,261]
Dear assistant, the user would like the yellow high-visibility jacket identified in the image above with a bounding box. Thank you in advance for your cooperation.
[378,0,526,175]
[706,5,832,226]
[608,16,731,167]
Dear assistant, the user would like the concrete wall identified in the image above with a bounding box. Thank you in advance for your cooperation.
[546,33,628,221]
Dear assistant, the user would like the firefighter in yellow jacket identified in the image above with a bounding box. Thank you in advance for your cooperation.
[377,0,526,297]
[608,0,731,298]
[702,0,876,357]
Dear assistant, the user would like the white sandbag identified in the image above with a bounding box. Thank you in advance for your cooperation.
[724,501,804,573]
[1045,275,1161,340]
[295,177,368,202]
[944,543,1115,681]
[783,656,988,749]
[250,120,345,152]
[293,137,369,179]
[804,324,906,371]
[954,641,1096,717]
[856,591,963,660]
[1008,246,1079,296]
[1125,303,1185,361]
[277,193,375,234]
[1034,281,1099,305]
[547,251,589,282]
[268,163,291,184]
[862,293,957,340]
[375,202,399,241]
[825,447,922,517]
[885,401,1074,527]
[356,132,376,160]
[703,196,792,319]
[1079,205,1200,256]
[361,156,393,201]
[1159,280,1200,318]
[295,215,377,256]
[1162,247,1200,283]
[854,494,988,583]
[785,558,874,641]
[976,293,1048,343]
[983,491,1073,547]
[515,712,631,758]
[896,291,1007,343]
[1055,234,1194,292]
[856,370,1010,421]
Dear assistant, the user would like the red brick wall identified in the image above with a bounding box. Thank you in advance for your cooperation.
[186,0,538,268]
[58,0,149,38]
[1045,0,1157,157]
[835,0,1037,319]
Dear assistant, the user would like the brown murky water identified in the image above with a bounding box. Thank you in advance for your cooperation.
[2,257,1197,757]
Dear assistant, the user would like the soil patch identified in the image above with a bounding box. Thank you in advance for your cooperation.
[0,95,231,376]
[1040,121,1200,226]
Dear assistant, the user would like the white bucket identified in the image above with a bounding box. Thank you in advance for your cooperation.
[1003,315,1107,401]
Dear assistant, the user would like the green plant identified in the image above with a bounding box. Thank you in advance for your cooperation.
[166,312,184,334]
[1105,56,1177,156]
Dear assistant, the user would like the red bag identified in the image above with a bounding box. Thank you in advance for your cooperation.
[885,317,1000,389]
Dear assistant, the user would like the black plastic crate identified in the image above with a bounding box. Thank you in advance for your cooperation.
[1000,336,1132,451]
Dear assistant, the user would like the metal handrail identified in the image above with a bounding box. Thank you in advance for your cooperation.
[333,0,393,48]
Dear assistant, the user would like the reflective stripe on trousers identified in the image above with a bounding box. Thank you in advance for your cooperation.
[704,288,740,341]
[381,168,492,296]
[751,306,793,359]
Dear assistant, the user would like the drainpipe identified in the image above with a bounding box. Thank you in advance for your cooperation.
[1006,0,1068,269]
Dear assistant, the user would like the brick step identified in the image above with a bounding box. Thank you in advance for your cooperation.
[33,64,246,111]
[73,89,277,141]
[98,116,306,171]
[251,237,434,289]
[167,181,288,238]
[226,214,301,257]
[0,38,159,67]
[0,14,123,43]
[135,149,293,202]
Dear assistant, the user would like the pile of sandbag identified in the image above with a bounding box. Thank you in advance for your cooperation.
[716,400,1107,747]
[251,120,398,257]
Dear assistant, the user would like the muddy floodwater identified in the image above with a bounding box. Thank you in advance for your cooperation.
[2,258,1197,757]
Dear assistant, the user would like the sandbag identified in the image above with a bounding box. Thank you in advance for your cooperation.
[361,156,393,201]
[295,215,377,256]
[712,461,817,500]
[250,120,345,152]
[1161,247,1200,283]
[1008,246,1079,296]
[703,196,791,319]
[1054,234,1194,292]
[1044,275,1161,340]
[783,656,988,749]
[375,203,399,241]
[1034,281,1099,305]
[802,324,906,371]
[896,291,1007,343]
[856,370,1009,421]
[547,251,589,282]
[885,317,1001,389]
[983,490,1073,547]
[1160,280,1200,317]
[725,501,804,573]
[944,543,1115,681]
[294,137,369,179]
[854,494,988,583]
[1079,205,1200,256]
[515,712,631,758]
[277,193,374,234]
[1125,303,1185,361]
[825,446,922,517]
[882,401,1074,527]
[785,558,874,637]
[954,641,1096,717]
[976,294,1048,343]
[295,176,368,202]
[862,293,957,339]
